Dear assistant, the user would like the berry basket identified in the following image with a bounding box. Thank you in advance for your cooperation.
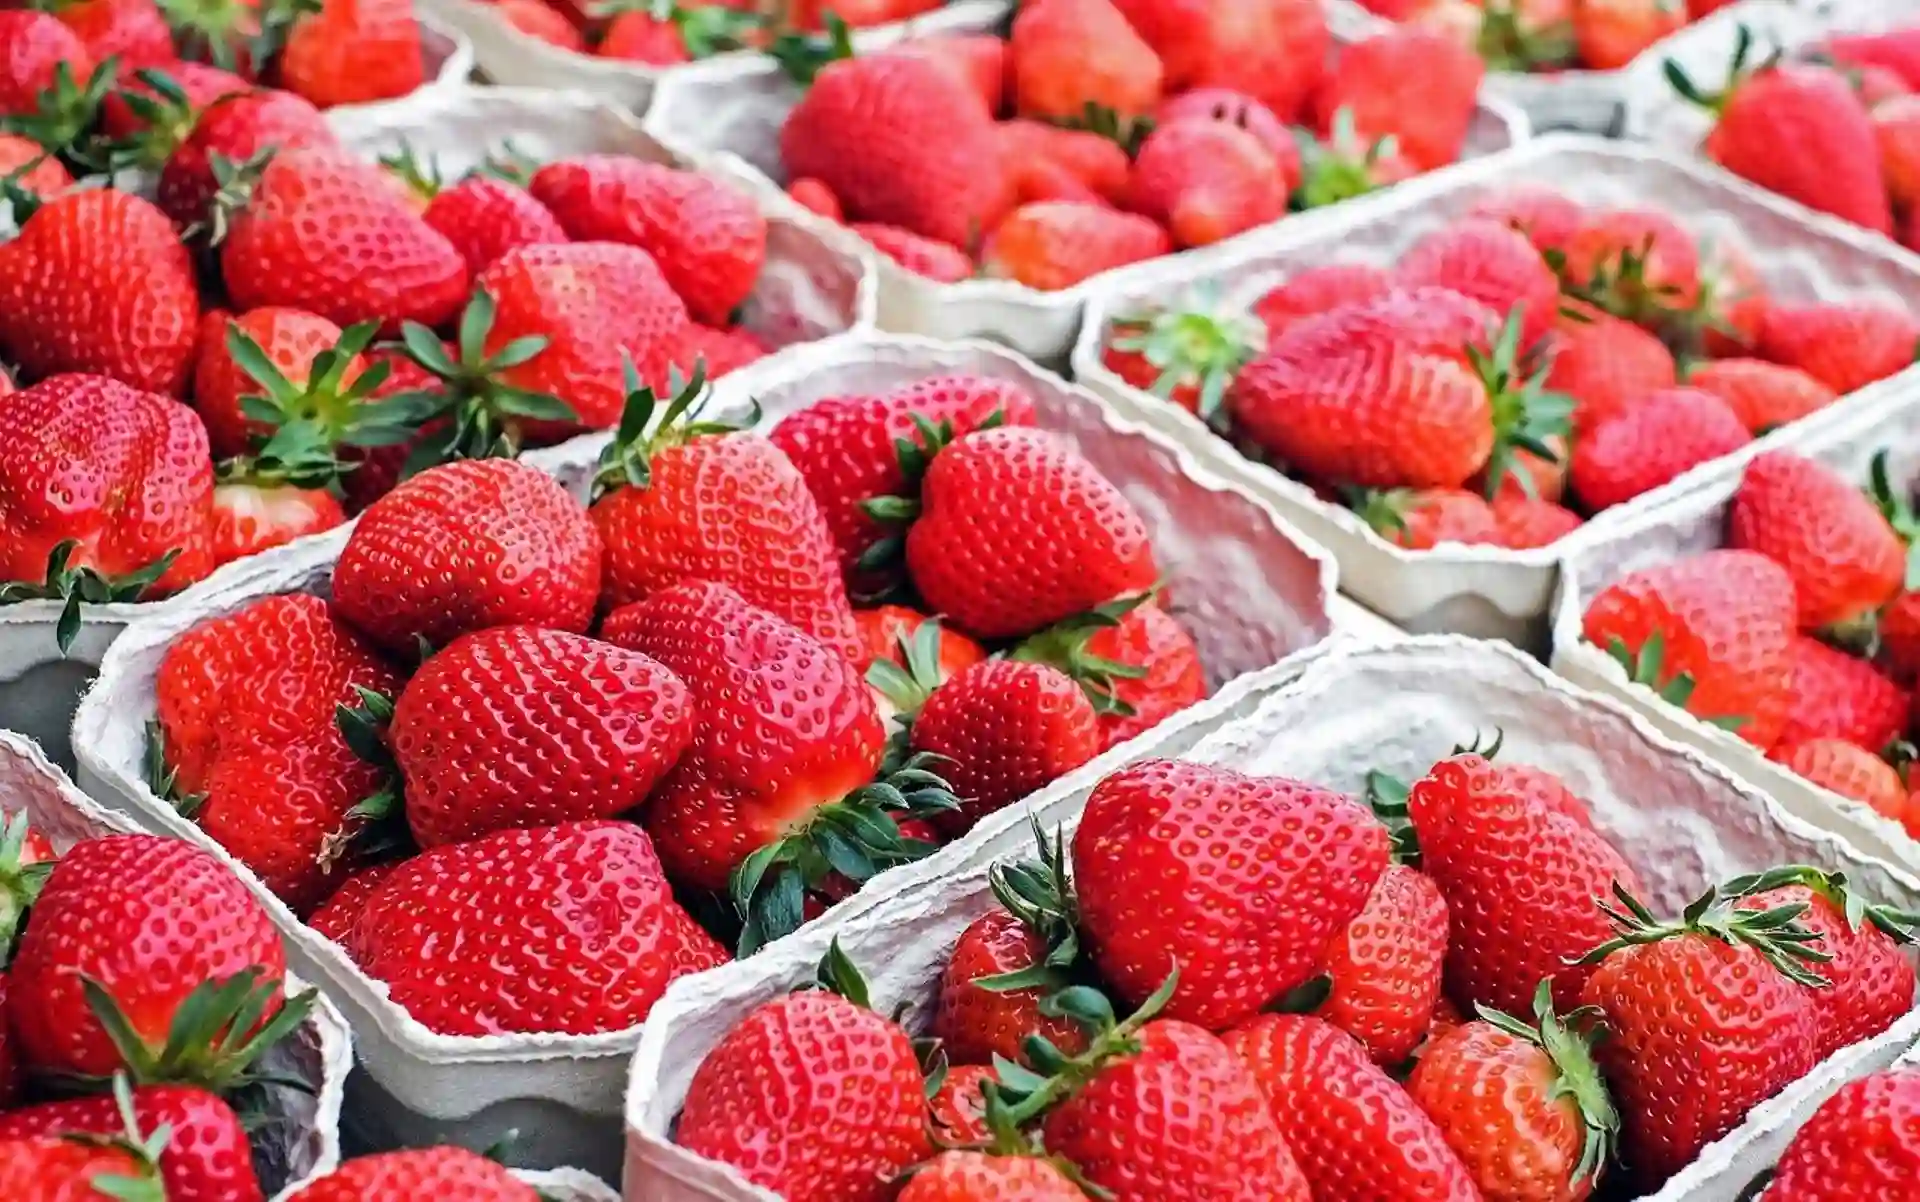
[69,331,1366,1178]
[641,1,1530,366]
[621,635,1920,1202]
[1070,133,1920,647]
[0,731,355,1201]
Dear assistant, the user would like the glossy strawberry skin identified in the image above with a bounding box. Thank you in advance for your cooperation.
[307,862,401,951]
[351,821,726,1036]
[0,1086,262,1202]
[1763,1068,1920,1201]
[1074,759,1389,1030]
[1730,451,1903,630]
[1756,301,1920,397]
[421,175,569,275]
[1394,219,1560,349]
[1570,387,1752,511]
[332,458,604,655]
[1707,64,1894,236]
[1544,307,1678,433]
[1775,636,1908,752]
[1321,863,1449,1066]
[677,991,930,1202]
[932,908,1087,1067]
[926,1064,995,1145]
[911,660,1101,837]
[857,606,987,682]
[279,0,426,109]
[1083,602,1206,747]
[0,1136,153,1199]
[156,89,338,229]
[899,1152,1089,1201]
[907,427,1158,640]
[209,481,347,567]
[285,1147,539,1200]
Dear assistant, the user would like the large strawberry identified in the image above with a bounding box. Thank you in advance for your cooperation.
[1775,635,1908,752]
[1073,759,1388,1030]
[1394,218,1562,350]
[388,626,695,848]
[0,188,199,396]
[1010,0,1164,124]
[419,171,569,276]
[676,945,930,1202]
[1569,386,1752,511]
[1729,451,1905,631]
[1318,862,1449,1066]
[279,0,426,108]
[285,1148,538,1200]
[1755,301,1919,397]
[1762,1067,1920,1201]
[350,821,726,1036]
[0,1085,262,1202]
[331,457,604,655]
[154,88,338,228]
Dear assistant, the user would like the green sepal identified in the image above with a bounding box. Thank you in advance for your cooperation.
[68,970,320,1096]
[767,10,854,85]
[0,57,118,169]
[142,720,208,821]
[0,811,53,967]
[1576,879,1833,989]
[1104,284,1265,423]
[1294,107,1399,212]
[1363,768,1419,867]
[1721,864,1920,946]
[1473,979,1619,1190]
[1007,591,1154,716]
[0,541,180,655]
[223,318,411,492]
[590,357,738,502]
[1467,307,1574,503]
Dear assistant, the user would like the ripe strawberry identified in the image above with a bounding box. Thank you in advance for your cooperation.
[1873,94,1920,211]
[1126,118,1290,250]
[190,306,379,461]
[1102,290,1266,419]
[1314,27,1484,171]
[284,1147,538,1199]
[781,52,1014,250]
[673,322,767,380]
[1036,600,1205,748]
[98,62,250,145]
[0,1085,261,1202]
[786,176,843,220]
[899,1152,1087,1201]
[1468,185,1585,258]
[306,862,400,950]
[1570,386,1751,511]
[1577,882,1826,1189]
[1494,495,1584,549]
[421,173,568,275]
[1317,863,1449,1065]
[1557,207,1700,319]
[1405,982,1618,1202]
[1541,308,1676,436]
[767,372,1037,594]
[1356,487,1502,550]
[1576,0,1684,70]
[0,189,199,396]
[1684,358,1836,434]
[280,0,425,108]
[333,458,603,654]
[0,12,94,117]
[1756,301,1919,396]
[849,223,972,281]
[1762,1067,1920,1200]
[1772,739,1908,818]
[927,1064,995,1144]
[47,0,175,72]
[1294,109,1420,209]
[1730,451,1904,630]
[859,607,986,720]
[995,119,1132,201]
[494,0,586,48]
[677,948,930,1202]
[1249,264,1394,339]
[0,132,72,196]
[1074,759,1388,1030]
[1226,1014,1479,1200]
[1010,0,1163,124]
[155,88,338,230]
[904,426,1158,640]
[209,481,346,566]
[352,821,725,1035]
[0,1130,165,1201]
[1776,636,1908,752]
[1117,0,1329,123]
[1394,218,1562,350]
[1826,28,1920,91]
[981,201,1172,290]
[591,374,862,662]
[1153,87,1292,158]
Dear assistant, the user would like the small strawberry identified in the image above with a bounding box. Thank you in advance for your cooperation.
[1761,1067,1920,1201]
[0,1084,262,1202]
[1018,599,1205,748]
[1772,739,1908,819]
[0,132,72,196]
[994,119,1132,201]
[1354,487,1503,550]
[0,12,95,118]
[1467,185,1585,259]
[1394,218,1562,350]
[981,201,1172,291]
[1730,450,1904,630]
[1125,118,1291,249]
[1556,207,1700,320]
[858,607,985,721]
[927,1064,995,1145]
[155,88,339,230]
[1317,863,1449,1066]
[280,0,426,108]
[1249,264,1394,339]
[1756,301,1919,396]
[1684,358,1836,434]
[1494,495,1584,549]
[285,1148,538,1199]
[1775,635,1908,752]
[421,173,569,275]
[208,480,346,567]
[1010,0,1164,125]
[493,0,587,48]
[786,176,843,220]
[1313,27,1484,171]
[1116,0,1329,123]
[1101,290,1266,419]
[1576,0,1684,70]
[1570,386,1751,511]
[899,1152,1088,1201]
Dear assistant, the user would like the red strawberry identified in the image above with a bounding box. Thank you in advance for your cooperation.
[786,176,843,220]
[1250,264,1394,339]
[1394,218,1562,350]
[671,321,767,380]
[421,173,568,275]
[932,875,1089,1067]
[0,188,199,396]
[852,223,975,281]
[1685,358,1836,434]
[1074,759,1388,1030]
[858,606,987,683]
[50,0,175,73]
[1010,0,1164,125]
[190,306,378,461]
[591,375,862,662]
[285,1147,539,1199]
[905,426,1158,640]
[0,132,72,196]
[306,862,400,950]
[0,13,94,117]
[1695,239,1770,358]
[899,1152,1087,1201]
[1730,451,1904,629]
[1776,636,1908,752]
[1570,386,1751,511]
[677,948,930,1202]
[0,1131,166,1201]
[1101,291,1266,419]
[927,1065,995,1145]
[1116,0,1329,123]
[995,119,1132,201]
[351,821,726,1035]
[0,1085,261,1202]
[1494,495,1584,549]
[494,0,586,47]
[332,458,604,654]
[155,88,338,230]
[1576,0,1684,70]
[1468,185,1585,258]
[1319,863,1449,1065]
[98,61,249,147]
[1225,1014,1479,1200]
[1356,487,1502,550]
[1313,27,1484,171]
[1557,207,1700,319]
[1762,1067,1920,1201]
[1874,94,1920,211]
[1824,29,1920,91]
[1126,118,1290,249]
[1049,600,1205,748]
[1773,739,1908,818]
[209,481,345,566]
[885,33,1004,113]
[280,0,426,108]
[981,201,1172,290]
[1756,301,1919,396]
[1154,87,1293,159]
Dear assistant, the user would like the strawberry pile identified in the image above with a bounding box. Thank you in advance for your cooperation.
[1670,24,1920,249]
[674,745,1919,1201]
[1750,1063,1920,1200]
[1583,447,1920,838]
[762,9,1486,288]
[1359,0,1730,73]
[478,0,944,64]
[1098,185,1920,551]
[0,814,324,1199]
[144,366,1213,1034]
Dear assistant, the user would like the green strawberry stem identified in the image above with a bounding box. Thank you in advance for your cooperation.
[77,969,318,1096]
[0,541,181,655]
[1866,449,1920,591]
[1054,102,1153,158]
[142,720,207,821]
[1576,879,1833,988]
[1550,237,1694,334]
[1602,631,1750,732]
[975,817,1083,995]
[1662,24,1776,116]
[0,812,53,964]
[98,67,242,172]
[331,686,417,865]
[1105,287,1265,424]
[865,618,950,766]
[1473,308,1574,503]
[1475,2,1577,72]
[854,406,1010,579]
[1295,108,1397,212]
[60,1073,171,1202]
[592,0,763,58]
[1346,487,1424,543]
[591,358,741,501]
[1475,979,1619,1189]
[730,752,961,956]
[1721,865,1920,943]
[0,57,117,170]
[1008,592,1154,717]
[989,970,1179,1129]
[767,11,854,85]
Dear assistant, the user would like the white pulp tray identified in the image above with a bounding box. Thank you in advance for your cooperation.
[1071,133,1920,646]
[622,635,1920,1202]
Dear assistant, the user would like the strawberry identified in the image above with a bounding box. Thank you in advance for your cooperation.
[221,146,470,336]
[1576,882,1827,1189]
[0,12,95,118]
[0,132,72,196]
[209,481,346,566]
[1029,599,1205,748]
[852,223,975,281]
[859,606,986,722]
[904,426,1158,640]
[47,0,175,73]
[1394,218,1562,350]
[1010,0,1163,125]
[154,88,339,229]
[1576,0,1684,70]
[1474,0,1579,74]
[1318,863,1449,1065]
[1826,28,1920,91]
[1772,739,1908,819]
[0,1127,165,1201]
[1127,118,1291,251]
[284,1148,538,1199]
[493,0,587,48]
[1557,207,1700,319]
[190,306,387,463]
[1074,759,1388,1030]
[1762,1067,1920,1201]
[0,375,214,647]
[786,176,843,220]
[1730,450,1904,630]
[1756,301,1919,396]
[1356,487,1502,550]
[781,51,1014,250]
[994,120,1132,201]
[1313,27,1484,171]
[1468,185,1585,259]
[1225,1014,1480,1200]
[1672,38,1893,235]
[927,1064,995,1144]
[1116,0,1329,123]
[591,373,862,662]
[1776,636,1908,752]
[886,33,1005,113]
[0,1085,261,1202]
[99,63,249,147]
[351,821,726,1035]
[0,189,199,396]
[1569,386,1751,511]
[899,1153,1087,1201]
[767,371,1037,595]
[280,0,425,108]
[1684,358,1835,434]
[677,946,930,1202]
[1295,108,1420,209]
[594,2,753,63]
[1407,752,1639,1016]
[1101,290,1266,419]
[306,862,400,950]
[1874,94,1920,211]
[981,201,1172,290]
[1494,495,1584,548]
[421,173,568,275]
[1249,264,1394,339]
[1153,88,1293,160]
[332,458,604,654]
[1405,982,1619,1202]
[527,156,766,327]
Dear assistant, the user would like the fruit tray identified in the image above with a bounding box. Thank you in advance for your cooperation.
[640,4,1531,365]
[68,330,1354,1177]
[1550,384,1920,871]
[0,731,355,1200]
[1071,133,1920,647]
[0,85,875,779]
[622,635,1920,1202]
[417,0,1011,113]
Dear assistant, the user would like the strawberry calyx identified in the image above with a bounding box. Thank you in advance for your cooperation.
[1662,23,1780,117]
[1105,287,1265,424]
[142,720,208,821]
[392,288,580,475]
[990,970,1179,1127]
[1348,487,1429,544]
[729,751,959,955]
[99,68,242,172]
[1576,879,1833,988]
[1722,864,1920,944]
[195,146,277,244]
[1475,979,1619,1190]
[974,818,1084,998]
[855,407,1011,576]
[1601,630,1750,733]
[75,968,318,1095]
[0,58,116,168]
[592,359,743,501]
[0,813,54,964]
[1296,108,1396,212]
[378,146,443,204]
[1475,1,1577,73]
[333,685,415,863]
[594,0,763,58]
[806,935,876,1008]
[1362,768,1420,867]
[865,617,949,750]
[1054,102,1153,158]
[1550,237,1690,331]
[59,1074,172,1202]
[1007,591,1154,716]
[1473,308,1574,503]
[767,11,853,86]
[0,541,181,655]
